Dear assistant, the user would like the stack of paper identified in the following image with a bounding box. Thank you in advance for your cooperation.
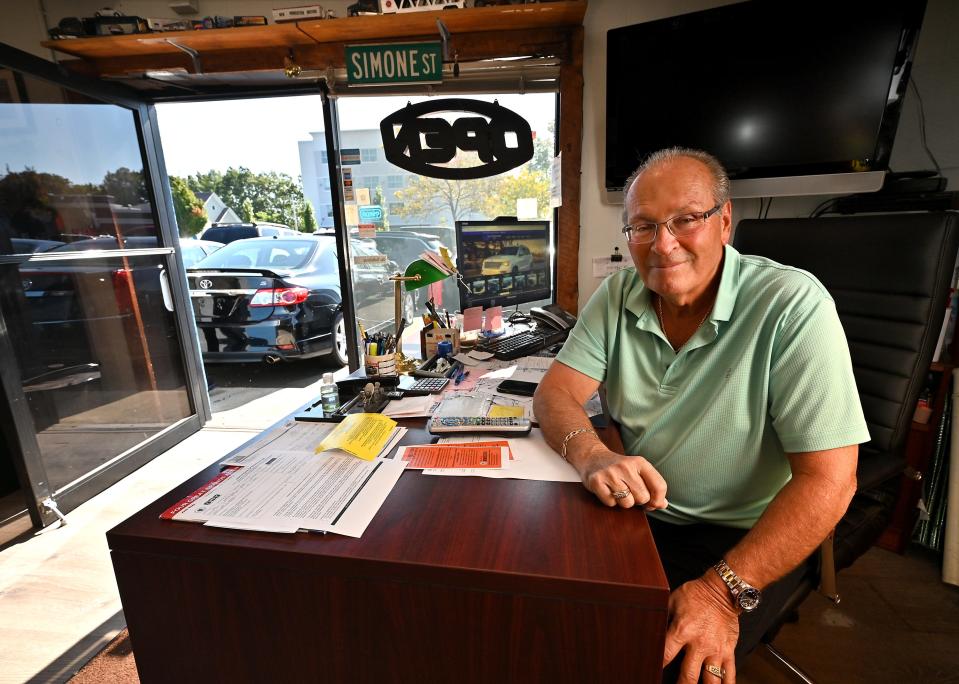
[423,429,579,482]
[382,395,435,418]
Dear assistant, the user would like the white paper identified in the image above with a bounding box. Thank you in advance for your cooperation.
[174,450,406,538]
[592,256,632,279]
[425,429,578,482]
[382,395,434,418]
[377,426,408,459]
[435,393,492,417]
[550,152,563,208]
[223,421,334,466]
[510,356,554,384]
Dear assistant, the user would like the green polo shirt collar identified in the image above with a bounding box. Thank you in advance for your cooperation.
[625,245,741,349]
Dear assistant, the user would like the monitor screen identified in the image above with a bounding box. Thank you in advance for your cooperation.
[456,218,552,310]
[605,0,926,192]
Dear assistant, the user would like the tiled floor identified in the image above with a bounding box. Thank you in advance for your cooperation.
[0,381,325,684]
[739,544,959,683]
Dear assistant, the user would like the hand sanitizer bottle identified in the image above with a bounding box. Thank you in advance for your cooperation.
[320,373,339,416]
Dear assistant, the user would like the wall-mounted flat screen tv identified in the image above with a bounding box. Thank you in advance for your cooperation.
[605,0,926,198]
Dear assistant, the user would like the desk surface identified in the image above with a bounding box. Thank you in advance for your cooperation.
[108,424,670,682]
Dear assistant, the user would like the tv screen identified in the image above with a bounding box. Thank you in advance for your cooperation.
[456,218,552,310]
[605,0,926,194]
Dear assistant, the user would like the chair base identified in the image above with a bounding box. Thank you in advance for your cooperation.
[764,642,817,684]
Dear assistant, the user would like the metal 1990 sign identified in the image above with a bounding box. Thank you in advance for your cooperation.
[380,99,534,180]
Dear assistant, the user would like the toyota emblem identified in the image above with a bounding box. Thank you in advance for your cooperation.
[199,279,213,289]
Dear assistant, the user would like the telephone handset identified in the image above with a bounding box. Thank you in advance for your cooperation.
[529,304,577,332]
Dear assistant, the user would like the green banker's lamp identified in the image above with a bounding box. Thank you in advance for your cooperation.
[388,248,460,372]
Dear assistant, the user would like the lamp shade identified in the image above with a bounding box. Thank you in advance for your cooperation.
[403,259,449,291]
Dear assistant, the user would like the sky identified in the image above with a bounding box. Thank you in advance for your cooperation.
[155,93,555,180]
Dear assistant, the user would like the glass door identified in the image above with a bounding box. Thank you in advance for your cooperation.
[0,51,207,534]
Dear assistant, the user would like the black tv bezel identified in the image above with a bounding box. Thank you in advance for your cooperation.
[603,0,927,193]
[455,217,553,311]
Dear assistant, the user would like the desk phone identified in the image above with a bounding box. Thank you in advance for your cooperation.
[428,416,532,435]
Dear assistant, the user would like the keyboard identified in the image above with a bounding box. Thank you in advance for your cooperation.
[478,327,568,360]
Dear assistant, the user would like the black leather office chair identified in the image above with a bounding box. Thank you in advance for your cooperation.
[733,211,959,682]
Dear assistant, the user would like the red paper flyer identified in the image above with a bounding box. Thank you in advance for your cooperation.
[398,445,508,469]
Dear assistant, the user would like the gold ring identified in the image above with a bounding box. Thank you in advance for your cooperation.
[705,664,725,679]
[611,488,631,499]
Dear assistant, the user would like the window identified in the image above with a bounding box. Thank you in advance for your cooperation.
[388,202,403,214]
[365,176,380,189]
[387,175,404,188]
[320,150,329,163]
[361,148,378,162]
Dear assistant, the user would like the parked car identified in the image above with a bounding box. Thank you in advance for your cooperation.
[17,236,184,388]
[9,238,65,254]
[373,230,458,308]
[481,244,533,275]
[199,222,299,245]
[179,238,224,267]
[187,235,412,365]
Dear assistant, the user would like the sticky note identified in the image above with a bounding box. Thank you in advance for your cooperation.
[463,306,483,332]
[486,306,503,331]
[488,405,525,418]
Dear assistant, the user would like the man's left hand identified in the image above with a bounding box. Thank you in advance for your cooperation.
[662,576,740,683]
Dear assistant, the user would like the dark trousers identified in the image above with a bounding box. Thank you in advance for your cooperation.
[648,517,813,683]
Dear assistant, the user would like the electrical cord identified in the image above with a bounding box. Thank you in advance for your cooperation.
[910,77,942,175]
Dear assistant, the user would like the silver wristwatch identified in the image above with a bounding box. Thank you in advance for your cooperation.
[713,559,762,612]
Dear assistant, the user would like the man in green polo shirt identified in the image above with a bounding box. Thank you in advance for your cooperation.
[534,148,868,683]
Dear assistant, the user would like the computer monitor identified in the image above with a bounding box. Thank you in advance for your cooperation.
[455,218,552,311]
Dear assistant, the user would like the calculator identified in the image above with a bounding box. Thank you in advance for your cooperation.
[428,416,532,435]
[405,377,450,394]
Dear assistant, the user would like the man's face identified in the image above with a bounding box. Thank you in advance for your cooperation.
[625,158,732,305]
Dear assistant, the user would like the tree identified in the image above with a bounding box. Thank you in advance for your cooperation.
[484,168,551,219]
[300,201,317,233]
[169,176,207,236]
[391,173,495,225]
[186,166,306,227]
[101,167,147,205]
[241,197,255,222]
[530,120,556,174]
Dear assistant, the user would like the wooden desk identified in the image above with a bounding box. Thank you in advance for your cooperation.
[108,426,669,683]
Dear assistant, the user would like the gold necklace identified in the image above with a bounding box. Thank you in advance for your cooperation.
[656,295,712,351]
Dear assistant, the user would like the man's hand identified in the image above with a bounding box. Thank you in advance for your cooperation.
[575,443,668,510]
[663,576,740,683]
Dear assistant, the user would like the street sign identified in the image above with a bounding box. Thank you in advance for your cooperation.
[346,42,442,86]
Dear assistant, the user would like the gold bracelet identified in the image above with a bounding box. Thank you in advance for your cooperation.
[561,427,597,462]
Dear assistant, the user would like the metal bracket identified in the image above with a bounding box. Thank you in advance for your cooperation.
[41,497,67,526]
[166,40,203,74]
[436,19,451,61]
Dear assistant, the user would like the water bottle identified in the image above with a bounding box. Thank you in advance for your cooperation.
[320,373,339,416]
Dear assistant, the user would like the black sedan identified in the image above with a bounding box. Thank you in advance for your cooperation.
[188,236,413,365]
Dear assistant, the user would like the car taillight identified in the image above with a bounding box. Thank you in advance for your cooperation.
[249,287,309,307]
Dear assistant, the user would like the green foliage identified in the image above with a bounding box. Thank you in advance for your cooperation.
[391,173,495,225]
[101,167,147,205]
[484,168,551,219]
[300,201,317,233]
[168,176,207,237]
[241,198,255,222]
[530,120,556,174]
[186,166,305,227]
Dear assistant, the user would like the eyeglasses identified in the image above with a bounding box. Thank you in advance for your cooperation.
[622,203,723,244]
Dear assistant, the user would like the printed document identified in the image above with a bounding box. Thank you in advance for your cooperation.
[172,450,406,538]
[317,412,398,460]
[424,429,578,482]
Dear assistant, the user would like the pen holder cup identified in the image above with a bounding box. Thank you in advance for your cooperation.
[364,352,397,377]
[420,327,461,360]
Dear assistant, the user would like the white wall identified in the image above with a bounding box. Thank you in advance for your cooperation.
[579,0,959,307]
[4,0,958,309]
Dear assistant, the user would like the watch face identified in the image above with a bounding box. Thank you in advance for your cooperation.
[738,587,761,612]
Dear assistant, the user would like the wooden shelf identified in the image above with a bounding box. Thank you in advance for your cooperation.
[41,1,586,75]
